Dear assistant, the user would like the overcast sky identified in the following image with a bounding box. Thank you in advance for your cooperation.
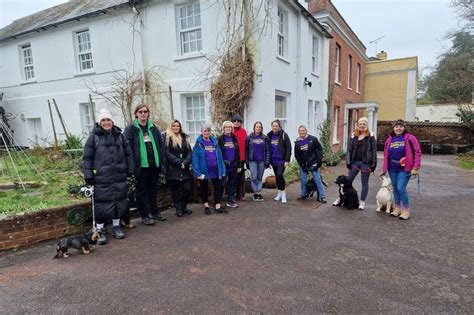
[0,0,460,75]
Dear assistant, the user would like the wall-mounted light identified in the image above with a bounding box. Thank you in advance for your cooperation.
[255,71,263,82]
[304,77,312,88]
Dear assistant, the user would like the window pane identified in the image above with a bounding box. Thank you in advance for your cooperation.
[187,108,193,120]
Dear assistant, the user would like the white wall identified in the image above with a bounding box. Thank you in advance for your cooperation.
[0,0,330,147]
[0,9,142,146]
[416,104,467,122]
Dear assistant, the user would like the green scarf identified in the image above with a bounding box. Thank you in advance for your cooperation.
[134,119,160,168]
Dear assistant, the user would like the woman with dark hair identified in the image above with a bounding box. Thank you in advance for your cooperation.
[123,104,167,225]
[163,119,193,217]
[82,109,134,244]
[267,119,292,203]
[192,124,227,215]
[380,119,422,220]
[246,121,270,202]
[336,117,377,210]
[218,120,241,209]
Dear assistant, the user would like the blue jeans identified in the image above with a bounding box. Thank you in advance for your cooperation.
[388,170,411,210]
[348,161,370,201]
[300,167,326,199]
[249,161,265,193]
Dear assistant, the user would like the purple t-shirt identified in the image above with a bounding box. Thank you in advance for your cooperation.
[271,133,284,165]
[296,137,310,158]
[388,135,406,172]
[203,139,218,178]
[252,135,265,162]
[222,135,236,171]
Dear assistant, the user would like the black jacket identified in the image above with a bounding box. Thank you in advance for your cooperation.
[245,133,271,166]
[217,134,242,171]
[294,135,323,171]
[162,132,193,181]
[267,129,292,163]
[123,121,166,177]
[82,125,134,221]
[346,132,377,171]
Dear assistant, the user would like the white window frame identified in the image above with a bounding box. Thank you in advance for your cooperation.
[277,9,287,58]
[275,91,289,130]
[20,44,35,81]
[332,107,339,144]
[335,44,341,83]
[75,29,94,72]
[184,94,206,143]
[79,102,95,135]
[356,63,361,93]
[347,55,352,89]
[312,37,319,74]
[178,2,202,55]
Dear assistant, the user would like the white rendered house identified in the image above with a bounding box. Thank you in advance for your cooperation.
[0,0,331,147]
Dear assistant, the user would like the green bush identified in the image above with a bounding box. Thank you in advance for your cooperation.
[64,134,83,150]
[283,161,300,184]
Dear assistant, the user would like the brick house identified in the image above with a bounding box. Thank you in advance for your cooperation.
[309,0,376,151]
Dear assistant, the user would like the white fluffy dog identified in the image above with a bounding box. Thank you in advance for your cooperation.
[376,175,394,213]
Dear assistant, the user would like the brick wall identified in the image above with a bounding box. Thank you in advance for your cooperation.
[1,187,173,251]
[329,32,366,152]
[377,121,474,154]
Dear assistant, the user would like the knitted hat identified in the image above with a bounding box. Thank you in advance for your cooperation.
[97,109,114,124]
[358,117,369,124]
[231,114,242,122]
[392,119,405,128]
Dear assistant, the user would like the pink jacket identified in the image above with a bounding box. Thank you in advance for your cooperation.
[383,133,422,172]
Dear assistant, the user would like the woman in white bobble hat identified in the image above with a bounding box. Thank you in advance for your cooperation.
[334,116,377,210]
[82,109,134,244]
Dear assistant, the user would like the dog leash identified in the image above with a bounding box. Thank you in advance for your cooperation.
[81,186,96,231]
[411,174,420,194]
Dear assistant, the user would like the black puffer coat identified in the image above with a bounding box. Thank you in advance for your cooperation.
[123,122,166,177]
[82,125,134,221]
[162,133,193,182]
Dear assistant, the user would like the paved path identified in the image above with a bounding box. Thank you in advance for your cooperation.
[0,155,473,313]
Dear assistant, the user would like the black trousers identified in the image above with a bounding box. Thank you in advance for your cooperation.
[168,179,192,208]
[272,164,286,190]
[225,169,237,203]
[200,178,224,205]
[235,163,245,199]
[136,167,159,219]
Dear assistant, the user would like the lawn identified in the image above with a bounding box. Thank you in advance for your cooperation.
[0,148,87,216]
[458,152,474,170]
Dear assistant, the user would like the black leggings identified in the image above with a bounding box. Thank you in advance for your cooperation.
[272,164,286,190]
[167,179,192,207]
[199,178,224,205]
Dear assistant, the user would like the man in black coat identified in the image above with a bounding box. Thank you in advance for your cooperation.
[294,125,327,203]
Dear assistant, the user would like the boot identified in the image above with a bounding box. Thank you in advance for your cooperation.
[281,191,287,203]
[391,207,401,217]
[175,203,184,217]
[97,228,107,245]
[399,210,410,220]
[182,204,193,215]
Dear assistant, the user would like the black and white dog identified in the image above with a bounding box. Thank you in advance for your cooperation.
[333,175,360,210]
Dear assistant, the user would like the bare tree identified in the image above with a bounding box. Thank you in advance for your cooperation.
[87,66,170,127]
[451,0,474,30]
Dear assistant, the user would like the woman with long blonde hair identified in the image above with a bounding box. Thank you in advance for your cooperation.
[335,117,377,210]
[163,119,193,217]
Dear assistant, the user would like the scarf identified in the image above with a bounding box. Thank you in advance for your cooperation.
[134,119,160,168]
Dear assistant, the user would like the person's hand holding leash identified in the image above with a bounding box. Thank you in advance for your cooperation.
[410,168,419,176]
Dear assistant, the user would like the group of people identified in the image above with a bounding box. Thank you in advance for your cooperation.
[82,104,421,245]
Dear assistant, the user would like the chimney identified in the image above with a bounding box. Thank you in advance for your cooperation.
[376,51,387,60]
[308,0,331,14]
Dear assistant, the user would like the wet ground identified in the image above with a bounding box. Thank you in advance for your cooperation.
[0,155,473,313]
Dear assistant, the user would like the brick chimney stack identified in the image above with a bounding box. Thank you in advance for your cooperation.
[308,0,331,14]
